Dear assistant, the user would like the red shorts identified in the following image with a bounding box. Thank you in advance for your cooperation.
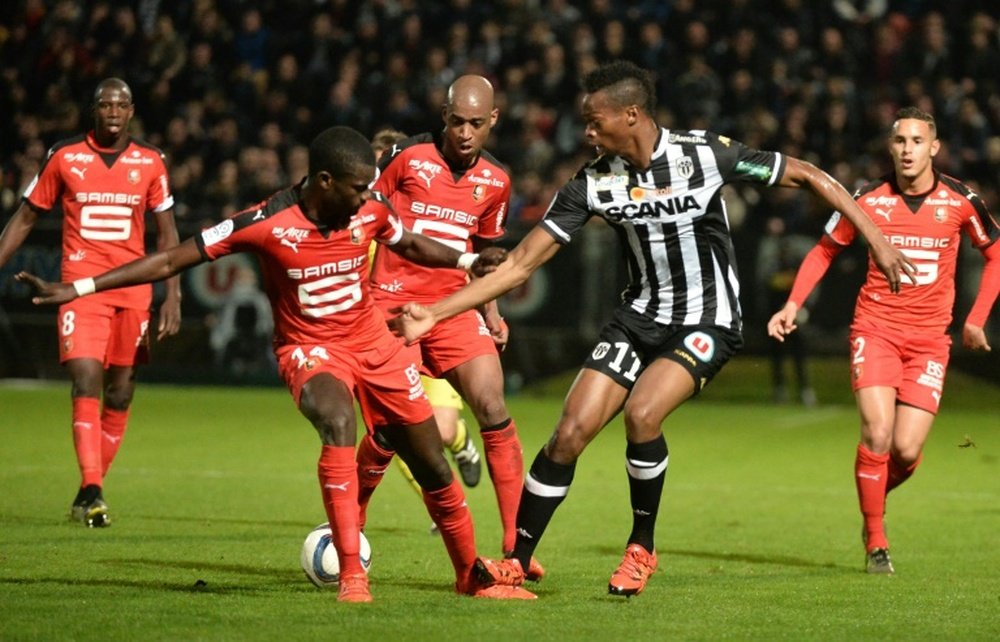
[417,309,498,377]
[276,338,433,430]
[848,323,950,414]
[57,297,150,367]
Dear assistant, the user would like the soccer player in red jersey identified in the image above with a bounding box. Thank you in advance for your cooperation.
[768,107,1000,574]
[356,75,540,577]
[16,126,535,603]
[0,78,182,527]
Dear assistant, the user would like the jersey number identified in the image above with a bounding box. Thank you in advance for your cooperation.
[410,219,469,252]
[298,274,361,317]
[80,205,133,241]
[899,249,939,286]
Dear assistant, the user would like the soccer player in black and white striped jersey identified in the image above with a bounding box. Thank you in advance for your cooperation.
[391,61,916,597]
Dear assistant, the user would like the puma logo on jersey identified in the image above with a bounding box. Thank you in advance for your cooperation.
[70,167,87,180]
[280,238,300,253]
[875,208,892,222]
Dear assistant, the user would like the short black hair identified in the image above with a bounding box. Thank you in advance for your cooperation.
[309,126,375,177]
[583,61,656,114]
[893,106,937,139]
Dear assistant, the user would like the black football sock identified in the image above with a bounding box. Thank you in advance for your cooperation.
[625,435,668,552]
[510,449,576,568]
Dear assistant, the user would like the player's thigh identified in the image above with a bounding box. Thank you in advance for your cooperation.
[58,299,113,365]
[854,386,898,452]
[420,310,497,377]
[446,353,507,425]
[106,307,151,369]
[623,359,695,442]
[549,368,629,462]
[380,418,452,491]
[276,344,359,445]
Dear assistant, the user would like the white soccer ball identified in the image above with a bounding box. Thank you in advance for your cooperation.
[300,522,372,588]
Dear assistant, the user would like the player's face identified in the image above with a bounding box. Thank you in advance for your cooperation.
[442,100,497,167]
[889,118,939,183]
[318,163,375,228]
[92,86,135,142]
[581,90,632,157]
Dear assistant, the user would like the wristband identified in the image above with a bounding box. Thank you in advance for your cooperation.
[72,277,96,297]
[456,252,479,271]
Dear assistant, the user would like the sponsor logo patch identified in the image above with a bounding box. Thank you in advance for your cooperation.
[202,219,234,247]
[683,331,715,362]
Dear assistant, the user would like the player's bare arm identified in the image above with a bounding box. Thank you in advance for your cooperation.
[390,226,560,344]
[153,208,183,340]
[0,203,41,268]
[388,229,507,276]
[779,157,916,293]
[17,238,205,306]
[767,301,799,343]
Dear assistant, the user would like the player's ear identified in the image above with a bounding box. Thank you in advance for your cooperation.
[930,138,941,157]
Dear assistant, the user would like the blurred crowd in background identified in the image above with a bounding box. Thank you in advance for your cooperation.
[1,0,998,384]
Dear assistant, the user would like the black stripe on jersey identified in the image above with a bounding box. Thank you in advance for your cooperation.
[938,173,999,238]
[376,132,434,171]
[29,135,87,201]
[651,154,671,188]
[681,144,707,189]
[614,225,644,302]
[661,220,689,323]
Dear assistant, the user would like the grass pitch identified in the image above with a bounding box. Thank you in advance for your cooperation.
[1,357,997,641]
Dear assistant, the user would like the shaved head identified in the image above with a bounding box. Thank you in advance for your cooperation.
[447,75,495,112]
[93,77,133,105]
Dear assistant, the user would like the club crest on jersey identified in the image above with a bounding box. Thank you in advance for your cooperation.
[350,225,364,244]
[472,185,485,201]
[128,169,140,184]
[674,156,694,180]
[683,331,715,362]
[63,338,73,354]
[934,207,946,223]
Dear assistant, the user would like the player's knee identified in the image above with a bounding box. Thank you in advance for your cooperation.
[301,397,355,446]
[103,384,134,410]
[469,395,508,426]
[891,445,922,467]
[622,401,664,438]
[408,451,453,490]
[548,421,589,462]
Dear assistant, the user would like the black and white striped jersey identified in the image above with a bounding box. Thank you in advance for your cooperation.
[540,128,787,331]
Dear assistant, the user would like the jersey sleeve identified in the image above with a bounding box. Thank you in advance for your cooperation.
[821,210,858,246]
[714,134,787,187]
[21,146,65,212]
[372,199,405,246]
[146,151,175,213]
[539,171,591,244]
[195,208,266,261]
[960,188,1000,250]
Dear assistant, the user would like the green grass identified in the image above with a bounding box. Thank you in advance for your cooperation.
[1,357,998,641]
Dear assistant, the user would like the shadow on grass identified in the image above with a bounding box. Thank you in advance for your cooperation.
[0,574,290,594]
[594,545,854,572]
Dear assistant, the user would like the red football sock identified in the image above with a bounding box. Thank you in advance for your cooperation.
[422,478,477,590]
[355,433,394,531]
[318,445,363,576]
[855,443,890,551]
[886,453,922,495]
[72,397,103,487]
[480,420,524,552]
[100,407,129,477]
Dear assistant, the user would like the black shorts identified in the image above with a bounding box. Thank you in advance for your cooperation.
[582,306,743,394]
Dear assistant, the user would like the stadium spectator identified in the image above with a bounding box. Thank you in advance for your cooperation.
[355,76,542,579]
[0,78,182,527]
[389,61,915,597]
[16,125,535,603]
[768,107,1000,574]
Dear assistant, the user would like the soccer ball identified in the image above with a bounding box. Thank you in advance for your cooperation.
[300,522,372,588]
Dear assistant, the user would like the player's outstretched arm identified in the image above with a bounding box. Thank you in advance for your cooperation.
[779,157,916,293]
[962,241,1000,351]
[16,238,205,306]
[389,230,507,276]
[0,203,40,269]
[390,226,560,344]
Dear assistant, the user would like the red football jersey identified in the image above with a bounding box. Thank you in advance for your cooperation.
[825,172,999,333]
[369,134,510,303]
[195,185,404,348]
[23,132,174,309]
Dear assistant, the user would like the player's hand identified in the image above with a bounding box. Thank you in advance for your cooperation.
[869,241,917,293]
[471,247,508,277]
[14,272,77,305]
[767,301,799,343]
[388,303,436,345]
[962,322,991,352]
[482,309,509,350]
[157,295,182,340]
